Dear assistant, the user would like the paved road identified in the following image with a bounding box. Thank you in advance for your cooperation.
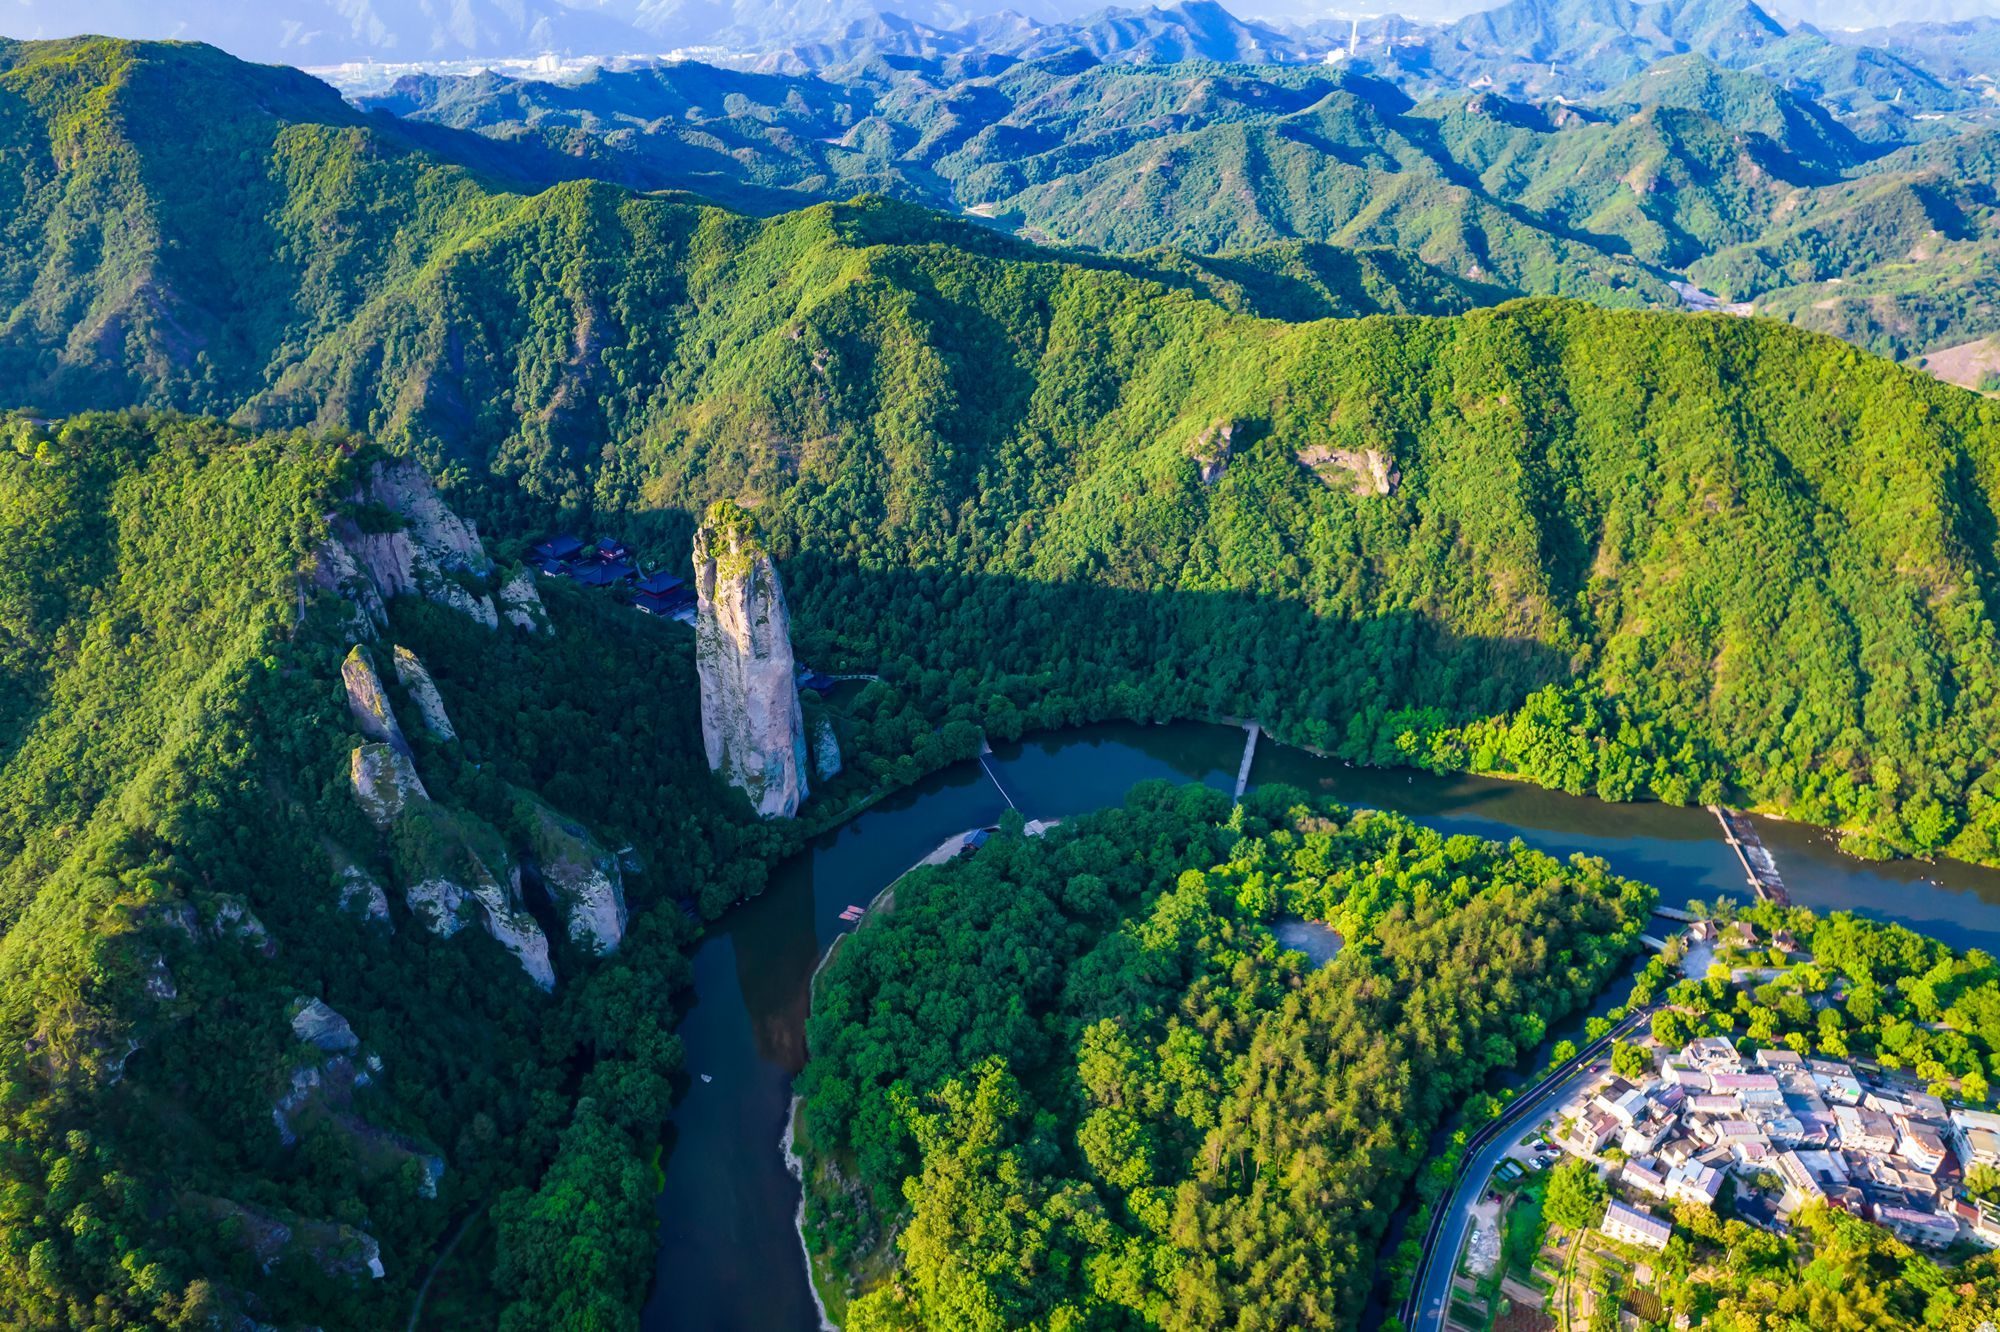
[1405,1008,1651,1332]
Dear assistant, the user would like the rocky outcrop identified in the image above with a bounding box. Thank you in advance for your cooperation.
[392,804,554,989]
[328,847,392,927]
[1191,420,1236,485]
[516,792,627,954]
[390,645,455,741]
[314,460,498,630]
[694,501,809,818]
[209,895,276,957]
[290,998,360,1053]
[1298,444,1400,497]
[497,565,553,634]
[342,645,412,758]
[188,1194,384,1280]
[350,743,426,828]
[811,712,843,783]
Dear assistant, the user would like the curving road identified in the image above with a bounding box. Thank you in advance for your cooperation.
[1404,1007,1653,1332]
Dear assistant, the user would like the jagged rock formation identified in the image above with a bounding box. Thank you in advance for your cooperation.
[497,565,553,634]
[350,743,427,827]
[328,846,393,927]
[390,645,456,740]
[1191,420,1236,485]
[1298,444,1401,497]
[392,804,554,989]
[694,501,809,818]
[187,1195,384,1280]
[811,712,843,783]
[208,895,275,957]
[312,460,498,631]
[342,645,412,757]
[516,791,627,954]
[289,997,359,1053]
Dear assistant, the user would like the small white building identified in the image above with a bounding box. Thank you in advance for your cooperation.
[1601,1199,1672,1252]
[1951,1109,2000,1172]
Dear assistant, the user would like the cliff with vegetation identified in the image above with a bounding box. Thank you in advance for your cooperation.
[695,500,811,818]
[0,412,773,1329]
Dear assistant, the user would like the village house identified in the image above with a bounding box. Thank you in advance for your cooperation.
[1755,1048,1805,1073]
[1662,1059,1708,1090]
[1954,1196,2000,1248]
[1896,1119,1951,1175]
[1809,1059,1865,1105]
[1682,1037,1743,1074]
[1711,1072,1783,1106]
[1774,1150,1826,1213]
[1952,1109,2000,1172]
[1876,1204,1959,1248]
[1563,1111,1620,1156]
[1601,1200,1673,1252]
[1622,1159,1669,1198]
[1834,1105,1899,1156]
[1665,1159,1723,1208]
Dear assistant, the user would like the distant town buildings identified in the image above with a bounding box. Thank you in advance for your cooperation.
[1557,1032,1999,1255]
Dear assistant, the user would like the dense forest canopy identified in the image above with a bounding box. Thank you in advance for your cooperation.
[0,411,791,1327]
[12,28,2000,1332]
[366,38,2000,363]
[7,38,2000,868]
[796,782,1655,1328]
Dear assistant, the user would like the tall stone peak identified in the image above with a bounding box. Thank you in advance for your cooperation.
[694,501,809,819]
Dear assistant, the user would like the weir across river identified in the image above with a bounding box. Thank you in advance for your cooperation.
[1234,722,1260,801]
[1709,805,1790,905]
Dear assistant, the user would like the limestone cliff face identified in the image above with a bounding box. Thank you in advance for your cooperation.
[331,852,393,928]
[350,743,427,827]
[313,461,498,632]
[811,711,843,783]
[694,501,809,819]
[342,645,413,758]
[516,791,627,954]
[391,803,555,990]
[497,565,553,634]
[390,645,456,741]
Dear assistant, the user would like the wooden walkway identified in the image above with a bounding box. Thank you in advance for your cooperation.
[1708,805,1790,905]
[1234,722,1260,801]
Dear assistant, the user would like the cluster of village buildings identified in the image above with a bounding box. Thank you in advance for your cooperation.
[1557,923,2000,1255]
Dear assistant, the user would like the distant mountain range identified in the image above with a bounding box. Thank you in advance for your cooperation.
[8,0,2000,82]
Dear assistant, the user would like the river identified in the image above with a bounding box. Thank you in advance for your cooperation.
[641,720,2000,1331]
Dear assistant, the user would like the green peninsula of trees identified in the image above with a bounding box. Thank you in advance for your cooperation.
[796,782,1656,1329]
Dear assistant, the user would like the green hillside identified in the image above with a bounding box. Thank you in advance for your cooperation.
[9,38,2000,870]
[0,410,787,1328]
[16,31,2000,1331]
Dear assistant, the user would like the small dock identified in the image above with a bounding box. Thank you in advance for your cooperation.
[1650,906,1700,924]
[1709,805,1789,905]
[1234,722,1260,801]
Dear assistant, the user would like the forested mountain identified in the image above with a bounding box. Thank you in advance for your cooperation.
[0,409,800,1327]
[17,31,2000,1329]
[366,41,2000,357]
[11,36,2000,864]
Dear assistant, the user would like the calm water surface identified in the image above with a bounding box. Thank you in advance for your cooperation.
[645,723,2000,1330]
